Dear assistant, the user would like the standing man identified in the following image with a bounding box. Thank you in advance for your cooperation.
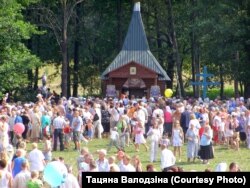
[52,112,66,151]
[161,144,176,171]
[72,109,83,151]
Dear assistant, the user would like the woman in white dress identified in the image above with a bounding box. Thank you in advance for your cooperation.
[185,123,199,162]
[134,121,148,152]
[0,115,9,152]
[147,121,161,162]
[30,107,41,143]
[171,120,184,162]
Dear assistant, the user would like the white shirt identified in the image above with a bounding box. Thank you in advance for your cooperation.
[0,170,11,188]
[28,148,45,172]
[137,108,146,124]
[119,163,136,172]
[110,108,120,122]
[147,128,161,142]
[81,111,91,120]
[53,116,66,129]
[213,115,222,128]
[152,108,164,118]
[161,148,176,170]
[219,122,225,132]
[13,170,31,188]
[189,119,201,130]
[60,173,80,188]
[95,158,110,172]
[78,162,90,172]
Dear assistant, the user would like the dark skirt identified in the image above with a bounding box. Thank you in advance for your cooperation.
[240,132,247,141]
[102,122,110,133]
[199,143,214,160]
[164,122,173,137]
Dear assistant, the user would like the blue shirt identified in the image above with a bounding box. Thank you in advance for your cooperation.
[72,116,83,132]
[41,115,51,129]
[200,130,213,146]
[12,157,26,177]
[15,115,23,124]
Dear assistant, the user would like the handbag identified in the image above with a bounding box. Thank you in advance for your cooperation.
[93,113,99,121]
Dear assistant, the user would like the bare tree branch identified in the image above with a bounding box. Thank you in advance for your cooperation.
[66,0,84,25]
[34,7,62,48]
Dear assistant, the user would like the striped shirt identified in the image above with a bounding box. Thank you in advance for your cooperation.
[53,116,66,129]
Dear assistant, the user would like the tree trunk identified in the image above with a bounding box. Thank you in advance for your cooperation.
[191,33,196,97]
[34,26,40,90]
[219,64,224,99]
[166,54,174,89]
[25,8,34,90]
[190,0,196,97]
[191,32,200,98]
[34,67,39,90]
[72,4,81,97]
[61,4,68,98]
[26,39,34,89]
[67,59,71,97]
[153,5,163,63]
[239,81,243,96]
[166,0,185,98]
[27,69,33,88]
[191,33,201,98]
[73,42,79,97]
[234,51,239,98]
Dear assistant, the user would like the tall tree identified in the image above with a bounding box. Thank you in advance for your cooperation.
[0,0,41,99]
[37,0,83,97]
[165,0,185,97]
[190,0,200,98]
[72,3,82,97]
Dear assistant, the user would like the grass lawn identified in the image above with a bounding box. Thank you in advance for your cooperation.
[34,138,250,175]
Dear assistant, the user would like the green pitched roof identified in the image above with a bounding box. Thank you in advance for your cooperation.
[102,2,170,81]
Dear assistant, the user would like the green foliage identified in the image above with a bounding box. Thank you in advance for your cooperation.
[0,0,41,98]
[78,63,101,96]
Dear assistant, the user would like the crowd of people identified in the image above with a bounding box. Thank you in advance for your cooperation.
[0,92,248,187]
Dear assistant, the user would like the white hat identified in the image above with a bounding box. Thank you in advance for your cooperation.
[231,112,237,116]
[215,162,227,172]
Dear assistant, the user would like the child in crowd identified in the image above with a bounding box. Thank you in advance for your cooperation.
[107,127,120,152]
[26,171,43,188]
[63,119,71,149]
[43,135,52,163]
[246,125,250,149]
[172,120,184,162]
[160,133,170,148]
[86,119,93,140]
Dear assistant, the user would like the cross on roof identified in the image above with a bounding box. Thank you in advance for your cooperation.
[190,66,220,99]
